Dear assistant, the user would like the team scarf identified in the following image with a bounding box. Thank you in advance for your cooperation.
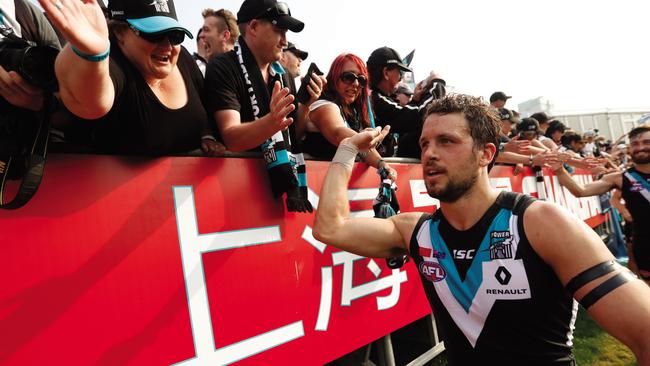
[234,39,312,212]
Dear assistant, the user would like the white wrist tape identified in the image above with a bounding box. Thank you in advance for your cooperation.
[332,141,359,170]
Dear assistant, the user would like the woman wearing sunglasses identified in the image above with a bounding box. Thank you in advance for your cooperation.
[38,0,225,156]
[303,53,395,178]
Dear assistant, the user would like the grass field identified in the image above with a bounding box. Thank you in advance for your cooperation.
[429,306,637,366]
[572,307,636,366]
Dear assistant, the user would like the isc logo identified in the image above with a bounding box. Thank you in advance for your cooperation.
[452,249,475,259]
[419,262,447,282]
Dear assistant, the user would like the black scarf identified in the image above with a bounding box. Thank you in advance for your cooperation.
[235,38,312,212]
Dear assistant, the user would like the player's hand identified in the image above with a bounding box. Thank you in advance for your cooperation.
[346,126,391,152]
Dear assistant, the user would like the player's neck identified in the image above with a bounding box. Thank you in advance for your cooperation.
[634,162,650,174]
[439,177,499,231]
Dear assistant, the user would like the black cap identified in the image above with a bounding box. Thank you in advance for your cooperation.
[489,91,511,103]
[108,0,192,38]
[367,47,413,74]
[498,108,512,121]
[518,117,541,133]
[546,120,566,134]
[237,0,304,33]
[529,112,553,125]
[285,42,308,60]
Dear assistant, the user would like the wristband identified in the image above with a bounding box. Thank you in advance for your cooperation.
[71,42,110,62]
[332,141,359,170]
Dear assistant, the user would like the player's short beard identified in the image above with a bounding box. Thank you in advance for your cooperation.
[631,150,650,164]
[428,171,478,203]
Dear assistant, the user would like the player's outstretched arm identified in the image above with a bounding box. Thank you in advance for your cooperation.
[313,127,419,259]
[525,201,650,364]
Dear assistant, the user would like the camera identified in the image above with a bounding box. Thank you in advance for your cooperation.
[0,26,59,91]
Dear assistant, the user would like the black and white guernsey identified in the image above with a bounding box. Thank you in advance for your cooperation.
[409,192,578,365]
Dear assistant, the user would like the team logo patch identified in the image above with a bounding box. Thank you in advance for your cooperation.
[419,262,447,282]
[630,183,645,193]
[488,231,513,260]
[149,0,170,13]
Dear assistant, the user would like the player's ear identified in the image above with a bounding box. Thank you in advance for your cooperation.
[479,143,497,167]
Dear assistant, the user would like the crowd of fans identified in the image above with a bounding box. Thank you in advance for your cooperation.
[0,0,646,216]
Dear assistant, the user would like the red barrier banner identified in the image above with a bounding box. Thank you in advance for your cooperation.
[0,155,604,365]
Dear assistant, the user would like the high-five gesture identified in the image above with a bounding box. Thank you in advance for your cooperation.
[38,0,109,55]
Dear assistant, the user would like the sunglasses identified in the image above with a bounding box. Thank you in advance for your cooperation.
[130,25,185,46]
[339,71,367,87]
[257,2,291,18]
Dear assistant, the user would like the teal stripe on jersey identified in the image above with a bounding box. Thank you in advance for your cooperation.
[429,208,513,312]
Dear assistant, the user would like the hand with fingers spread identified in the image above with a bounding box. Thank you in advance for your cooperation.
[0,66,44,111]
[37,0,109,56]
[266,81,295,131]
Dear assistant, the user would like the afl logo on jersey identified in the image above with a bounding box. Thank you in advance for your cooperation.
[419,262,447,282]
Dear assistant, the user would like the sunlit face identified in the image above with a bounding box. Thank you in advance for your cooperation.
[551,130,565,143]
[419,113,481,203]
[118,27,180,81]
[280,50,301,78]
[569,139,586,153]
[335,60,363,106]
[500,119,514,136]
[202,16,229,60]
[253,19,287,63]
[492,100,506,108]
[630,131,650,164]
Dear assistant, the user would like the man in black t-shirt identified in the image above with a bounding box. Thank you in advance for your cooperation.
[204,0,321,153]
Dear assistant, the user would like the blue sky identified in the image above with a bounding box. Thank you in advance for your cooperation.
[32,0,650,113]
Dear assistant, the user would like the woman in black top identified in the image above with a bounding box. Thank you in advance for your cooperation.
[39,0,224,156]
[304,53,393,175]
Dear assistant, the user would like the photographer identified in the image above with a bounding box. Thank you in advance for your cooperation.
[1,0,61,208]
[0,0,61,112]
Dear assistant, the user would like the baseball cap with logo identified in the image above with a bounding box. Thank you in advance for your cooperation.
[285,42,308,60]
[108,0,193,38]
[367,47,413,74]
[237,0,304,33]
[498,108,512,121]
[518,117,541,133]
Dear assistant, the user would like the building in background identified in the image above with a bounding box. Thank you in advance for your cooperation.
[519,97,649,140]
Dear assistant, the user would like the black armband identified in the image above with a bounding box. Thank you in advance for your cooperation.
[579,271,634,309]
[565,260,618,295]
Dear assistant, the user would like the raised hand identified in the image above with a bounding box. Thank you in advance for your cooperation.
[267,81,295,130]
[504,135,532,154]
[347,126,391,151]
[38,0,109,55]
